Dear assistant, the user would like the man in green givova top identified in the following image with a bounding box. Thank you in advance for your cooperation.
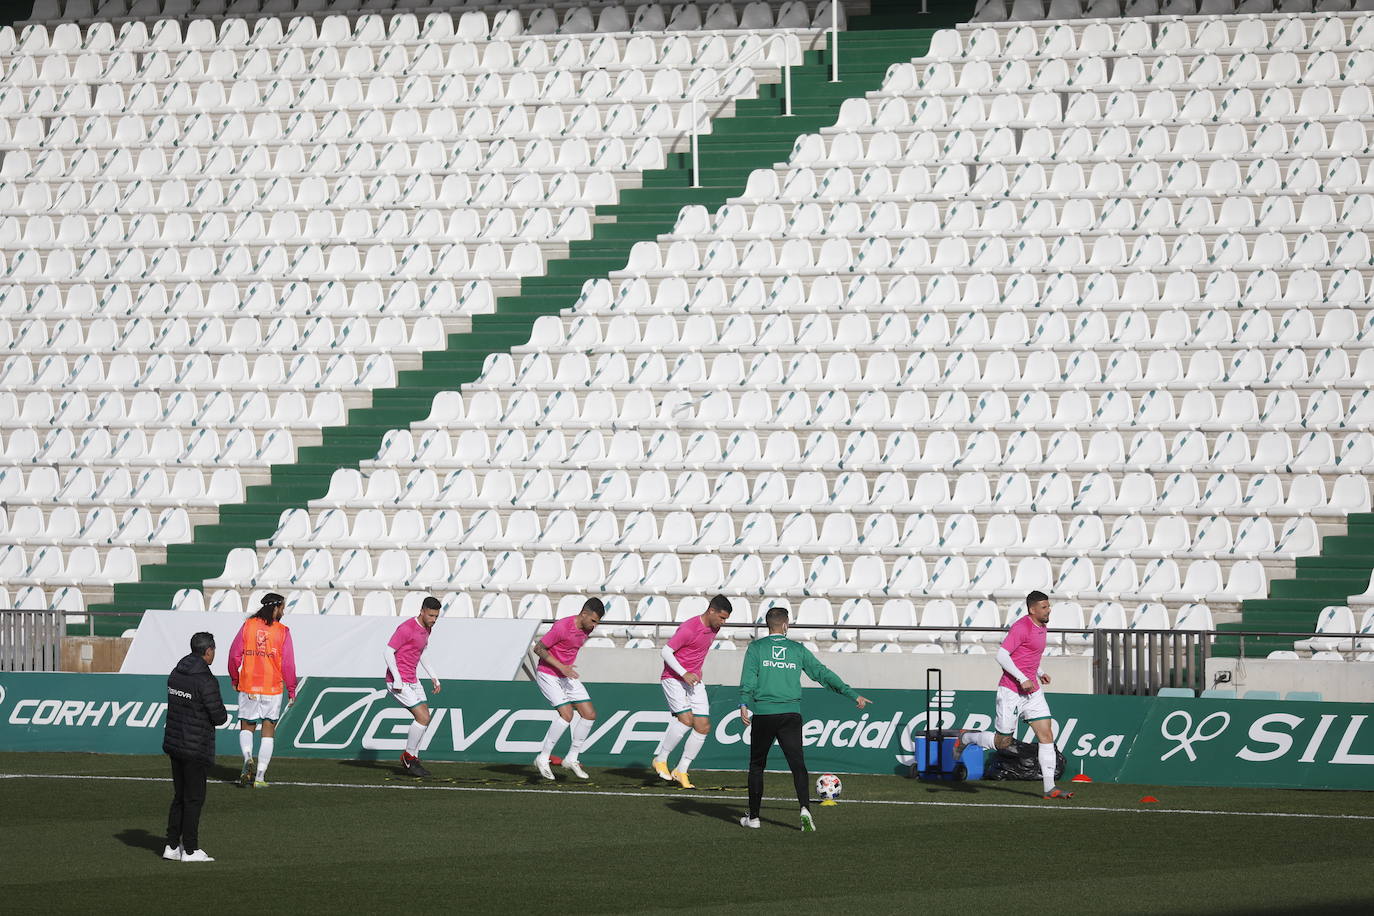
[738,606,871,832]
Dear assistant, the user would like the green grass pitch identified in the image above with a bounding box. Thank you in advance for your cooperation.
[4,752,1374,913]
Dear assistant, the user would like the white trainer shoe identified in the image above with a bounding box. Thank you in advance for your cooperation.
[162,845,182,861]
[181,849,215,862]
[563,756,589,780]
[739,816,761,829]
[800,809,816,832]
[535,754,555,781]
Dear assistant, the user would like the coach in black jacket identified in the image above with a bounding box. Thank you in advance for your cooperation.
[162,631,228,862]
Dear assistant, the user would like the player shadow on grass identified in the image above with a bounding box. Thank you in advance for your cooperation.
[603,766,668,786]
[481,763,549,785]
[895,765,1045,798]
[336,757,414,779]
[918,779,1047,799]
[115,828,166,855]
[209,763,240,782]
[665,798,790,829]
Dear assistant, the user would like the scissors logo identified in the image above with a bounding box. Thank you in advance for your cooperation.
[1160,710,1230,761]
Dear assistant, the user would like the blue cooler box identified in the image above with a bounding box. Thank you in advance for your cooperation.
[913,735,984,780]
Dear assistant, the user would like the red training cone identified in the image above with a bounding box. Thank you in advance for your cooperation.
[1139,795,1159,804]
[1071,773,1093,783]
[550,755,563,766]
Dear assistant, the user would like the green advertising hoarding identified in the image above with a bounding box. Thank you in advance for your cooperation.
[1118,698,1374,791]
[2,672,1371,790]
[276,678,1144,780]
[0,672,244,755]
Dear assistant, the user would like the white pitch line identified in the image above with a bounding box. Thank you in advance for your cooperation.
[4,772,1374,822]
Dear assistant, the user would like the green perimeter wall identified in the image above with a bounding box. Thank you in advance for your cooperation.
[3,673,1373,790]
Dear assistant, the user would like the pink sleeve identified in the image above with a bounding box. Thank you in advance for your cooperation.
[540,618,564,649]
[388,622,409,651]
[227,626,245,687]
[281,629,298,699]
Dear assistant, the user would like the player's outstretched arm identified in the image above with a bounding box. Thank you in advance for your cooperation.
[800,645,866,705]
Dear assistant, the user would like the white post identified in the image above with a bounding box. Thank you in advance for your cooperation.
[783,61,793,116]
[829,0,839,83]
[690,96,701,188]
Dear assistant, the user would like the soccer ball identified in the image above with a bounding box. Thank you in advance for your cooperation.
[815,773,842,801]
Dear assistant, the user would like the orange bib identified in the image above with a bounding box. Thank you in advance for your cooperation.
[238,618,288,695]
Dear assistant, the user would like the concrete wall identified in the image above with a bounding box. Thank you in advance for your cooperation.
[574,646,1096,693]
[1206,657,1374,703]
[60,637,131,673]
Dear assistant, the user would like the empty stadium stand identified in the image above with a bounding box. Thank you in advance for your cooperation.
[1,0,1371,668]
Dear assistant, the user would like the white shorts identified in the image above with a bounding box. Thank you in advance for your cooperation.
[387,681,428,710]
[661,677,709,717]
[536,670,591,708]
[237,691,284,723]
[995,685,1053,736]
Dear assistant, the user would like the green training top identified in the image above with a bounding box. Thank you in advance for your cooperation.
[739,634,859,715]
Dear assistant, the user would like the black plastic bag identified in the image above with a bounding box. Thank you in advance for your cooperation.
[984,740,1066,781]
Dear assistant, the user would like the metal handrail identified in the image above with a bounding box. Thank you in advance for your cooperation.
[37,612,1369,650]
[828,0,840,83]
[687,31,799,187]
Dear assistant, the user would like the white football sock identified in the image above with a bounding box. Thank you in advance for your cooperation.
[962,731,997,750]
[256,737,274,780]
[541,717,570,757]
[653,719,691,763]
[676,730,707,772]
[406,721,425,757]
[239,729,254,761]
[567,714,593,759]
[1038,742,1057,793]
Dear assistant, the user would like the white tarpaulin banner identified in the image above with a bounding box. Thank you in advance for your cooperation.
[121,610,539,681]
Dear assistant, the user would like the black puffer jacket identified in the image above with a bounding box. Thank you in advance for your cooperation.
[163,653,228,763]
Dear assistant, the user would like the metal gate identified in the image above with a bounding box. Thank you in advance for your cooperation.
[1092,628,1210,696]
[0,609,62,672]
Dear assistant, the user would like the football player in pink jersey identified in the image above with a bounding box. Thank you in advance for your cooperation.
[383,596,442,777]
[953,590,1073,799]
[532,597,605,781]
[651,594,732,788]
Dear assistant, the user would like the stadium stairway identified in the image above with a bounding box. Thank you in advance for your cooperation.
[87,1,979,634]
[1217,513,1374,658]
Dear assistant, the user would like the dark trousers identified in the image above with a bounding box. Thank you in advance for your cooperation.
[166,755,208,853]
[747,712,809,819]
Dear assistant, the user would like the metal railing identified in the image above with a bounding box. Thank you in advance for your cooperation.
[571,621,1370,697]
[1224,630,1371,658]
[0,609,62,671]
[688,32,801,187]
